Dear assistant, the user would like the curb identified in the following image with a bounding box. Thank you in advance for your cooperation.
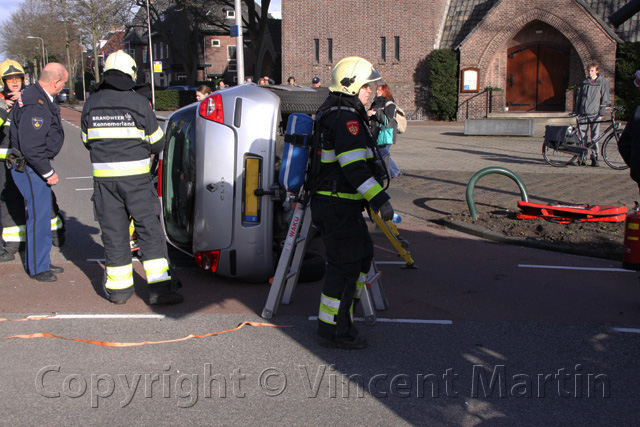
[437,218,624,262]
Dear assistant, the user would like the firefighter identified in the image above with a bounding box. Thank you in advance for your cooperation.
[311,57,394,349]
[81,50,183,305]
[0,59,65,261]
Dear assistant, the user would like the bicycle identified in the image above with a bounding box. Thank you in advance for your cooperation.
[542,106,628,170]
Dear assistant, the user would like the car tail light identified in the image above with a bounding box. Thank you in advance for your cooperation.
[156,159,163,198]
[195,250,220,273]
[198,93,224,123]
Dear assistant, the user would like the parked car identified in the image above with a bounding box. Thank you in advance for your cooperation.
[159,84,328,282]
[56,88,72,103]
[165,85,197,91]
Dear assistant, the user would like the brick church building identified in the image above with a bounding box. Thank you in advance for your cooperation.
[282,0,639,119]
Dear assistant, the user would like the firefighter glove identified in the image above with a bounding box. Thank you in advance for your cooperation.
[379,201,394,222]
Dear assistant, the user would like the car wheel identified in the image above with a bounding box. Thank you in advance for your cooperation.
[298,250,326,283]
[266,87,329,115]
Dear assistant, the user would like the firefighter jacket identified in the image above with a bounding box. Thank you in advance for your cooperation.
[0,96,8,162]
[314,93,390,210]
[81,75,164,180]
[9,82,64,179]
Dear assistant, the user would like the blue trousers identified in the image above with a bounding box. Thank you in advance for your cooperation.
[11,166,52,275]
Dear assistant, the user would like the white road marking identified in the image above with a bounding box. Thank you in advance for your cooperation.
[87,258,141,263]
[66,176,92,180]
[518,264,634,273]
[63,119,80,129]
[28,314,166,320]
[376,261,409,265]
[612,327,640,334]
[308,316,452,325]
[75,188,93,191]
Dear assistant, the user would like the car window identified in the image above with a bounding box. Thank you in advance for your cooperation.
[163,107,197,249]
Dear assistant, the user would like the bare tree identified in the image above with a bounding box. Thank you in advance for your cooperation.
[130,0,273,84]
[70,0,133,83]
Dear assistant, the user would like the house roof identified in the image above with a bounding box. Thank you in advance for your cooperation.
[440,0,635,49]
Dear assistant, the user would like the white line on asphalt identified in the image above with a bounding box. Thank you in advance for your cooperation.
[612,327,640,334]
[87,258,141,263]
[28,314,166,320]
[375,261,408,265]
[75,188,93,191]
[518,264,634,272]
[66,176,93,180]
[308,316,452,325]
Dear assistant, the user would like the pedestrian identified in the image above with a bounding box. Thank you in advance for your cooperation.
[81,50,183,305]
[575,64,610,167]
[217,80,226,90]
[9,62,67,282]
[263,75,275,85]
[311,77,321,87]
[368,83,402,178]
[258,78,267,86]
[245,76,253,83]
[311,56,394,350]
[287,76,296,86]
[195,85,211,101]
[0,60,65,260]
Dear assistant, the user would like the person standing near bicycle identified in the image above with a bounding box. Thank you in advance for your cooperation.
[575,64,610,167]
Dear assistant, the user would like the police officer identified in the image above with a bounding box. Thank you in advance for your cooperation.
[81,50,182,305]
[0,59,66,260]
[311,57,394,349]
[10,62,67,282]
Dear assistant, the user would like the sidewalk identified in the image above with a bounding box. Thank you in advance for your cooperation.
[385,122,637,257]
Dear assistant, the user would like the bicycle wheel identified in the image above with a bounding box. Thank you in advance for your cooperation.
[542,140,577,167]
[601,129,629,170]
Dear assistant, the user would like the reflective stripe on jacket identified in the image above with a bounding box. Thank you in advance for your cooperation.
[80,88,164,180]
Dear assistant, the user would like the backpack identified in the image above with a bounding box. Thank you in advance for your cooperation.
[385,100,407,134]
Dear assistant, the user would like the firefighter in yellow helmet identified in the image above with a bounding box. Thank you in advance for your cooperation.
[311,57,394,349]
[0,60,66,262]
[81,50,183,305]
[0,60,27,261]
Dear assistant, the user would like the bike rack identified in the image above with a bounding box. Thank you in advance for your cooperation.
[466,167,529,219]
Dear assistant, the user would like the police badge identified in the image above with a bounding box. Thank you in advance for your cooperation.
[32,117,44,130]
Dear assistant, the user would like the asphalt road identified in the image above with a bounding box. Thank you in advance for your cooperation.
[0,108,639,425]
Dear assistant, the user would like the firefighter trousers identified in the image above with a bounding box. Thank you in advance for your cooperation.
[311,197,373,342]
[92,176,172,301]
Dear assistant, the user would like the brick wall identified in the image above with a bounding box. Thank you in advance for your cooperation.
[283,0,618,120]
[282,0,449,114]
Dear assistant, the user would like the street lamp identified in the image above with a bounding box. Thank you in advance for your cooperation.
[27,36,47,65]
[146,0,156,110]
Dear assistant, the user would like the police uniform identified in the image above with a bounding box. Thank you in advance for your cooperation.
[81,69,178,304]
[1,92,65,256]
[311,92,390,346]
[9,82,64,276]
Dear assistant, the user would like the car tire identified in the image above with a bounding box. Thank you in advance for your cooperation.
[266,87,329,115]
[298,250,326,283]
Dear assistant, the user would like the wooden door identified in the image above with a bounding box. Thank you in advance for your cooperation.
[506,43,569,112]
[537,44,569,111]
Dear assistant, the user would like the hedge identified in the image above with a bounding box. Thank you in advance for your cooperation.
[426,49,459,121]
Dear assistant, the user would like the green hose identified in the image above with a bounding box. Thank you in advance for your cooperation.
[466,167,529,219]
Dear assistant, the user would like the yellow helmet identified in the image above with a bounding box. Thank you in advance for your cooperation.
[104,50,137,80]
[0,59,25,80]
[329,56,381,96]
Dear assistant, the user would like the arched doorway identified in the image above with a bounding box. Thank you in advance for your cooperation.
[506,42,569,111]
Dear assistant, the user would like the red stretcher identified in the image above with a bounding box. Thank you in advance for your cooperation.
[517,201,627,223]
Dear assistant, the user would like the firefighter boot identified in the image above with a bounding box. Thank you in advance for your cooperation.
[148,275,184,306]
[0,247,15,262]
